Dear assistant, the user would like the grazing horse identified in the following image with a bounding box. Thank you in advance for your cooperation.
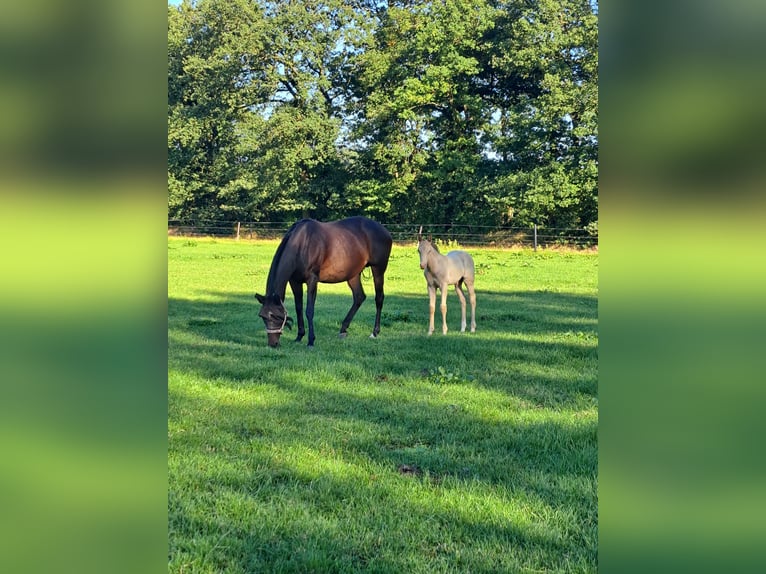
[255,216,392,347]
[417,228,476,335]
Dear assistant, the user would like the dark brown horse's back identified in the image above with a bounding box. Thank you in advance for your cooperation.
[335,216,392,268]
[281,217,392,283]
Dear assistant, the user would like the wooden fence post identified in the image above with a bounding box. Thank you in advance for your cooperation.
[236,221,241,240]
[533,224,538,251]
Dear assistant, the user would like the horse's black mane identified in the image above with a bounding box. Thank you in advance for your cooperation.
[266,219,305,295]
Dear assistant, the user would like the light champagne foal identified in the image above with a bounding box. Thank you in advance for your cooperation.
[417,228,476,335]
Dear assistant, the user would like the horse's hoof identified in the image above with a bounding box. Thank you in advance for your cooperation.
[369,333,377,339]
[338,332,348,339]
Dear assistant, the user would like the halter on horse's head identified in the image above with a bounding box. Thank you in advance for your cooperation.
[255,292,293,347]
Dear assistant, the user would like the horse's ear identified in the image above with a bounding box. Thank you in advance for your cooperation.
[255,293,266,304]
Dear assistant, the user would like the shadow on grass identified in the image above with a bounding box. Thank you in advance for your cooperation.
[170,388,595,572]
[169,289,597,406]
[168,289,597,572]
[170,288,596,340]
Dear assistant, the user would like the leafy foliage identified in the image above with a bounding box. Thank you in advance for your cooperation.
[168,0,598,228]
[426,366,476,385]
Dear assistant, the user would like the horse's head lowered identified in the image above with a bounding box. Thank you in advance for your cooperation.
[254,292,293,347]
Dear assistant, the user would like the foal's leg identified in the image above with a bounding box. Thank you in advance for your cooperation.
[339,273,366,338]
[465,277,477,333]
[454,279,468,332]
[370,266,385,338]
[289,279,305,342]
[440,282,449,335]
[427,284,436,336]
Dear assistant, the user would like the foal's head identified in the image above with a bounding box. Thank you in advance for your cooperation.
[254,292,293,347]
[417,226,438,270]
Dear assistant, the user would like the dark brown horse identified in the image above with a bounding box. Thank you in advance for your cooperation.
[255,216,393,347]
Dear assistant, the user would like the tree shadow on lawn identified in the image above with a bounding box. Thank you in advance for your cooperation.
[169,456,584,573]
[169,380,596,573]
[168,289,597,571]
[169,288,597,409]
[170,288,596,341]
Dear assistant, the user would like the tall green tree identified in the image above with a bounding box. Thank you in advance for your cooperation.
[348,0,498,223]
[169,0,375,222]
[168,0,598,229]
[479,0,598,227]
[237,0,371,220]
[168,0,272,221]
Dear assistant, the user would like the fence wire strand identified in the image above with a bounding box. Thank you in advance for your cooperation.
[168,220,597,248]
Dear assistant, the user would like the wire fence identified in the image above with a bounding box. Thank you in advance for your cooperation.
[168,220,598,249]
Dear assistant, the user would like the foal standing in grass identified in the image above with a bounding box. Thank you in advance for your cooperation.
[417,228,477,335]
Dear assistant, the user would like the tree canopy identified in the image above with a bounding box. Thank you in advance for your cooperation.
[168,0,598,228]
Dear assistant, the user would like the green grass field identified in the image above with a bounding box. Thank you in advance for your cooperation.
[168,237,598,573]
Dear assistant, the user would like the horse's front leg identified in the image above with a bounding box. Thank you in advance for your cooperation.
[305,276,318,347]
[289,279,305,342]
[440,283,449,335]
[427,284,436,336]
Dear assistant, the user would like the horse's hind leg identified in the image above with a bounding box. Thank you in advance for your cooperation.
[465,276,477,333]
[340,274,366,338]
[454,280,468,332]
[370,266,385,338]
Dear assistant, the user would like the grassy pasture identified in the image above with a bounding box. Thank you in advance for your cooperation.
[168,237,598,573]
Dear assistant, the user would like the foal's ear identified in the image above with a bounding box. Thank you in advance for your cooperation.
[255,293,266,304]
